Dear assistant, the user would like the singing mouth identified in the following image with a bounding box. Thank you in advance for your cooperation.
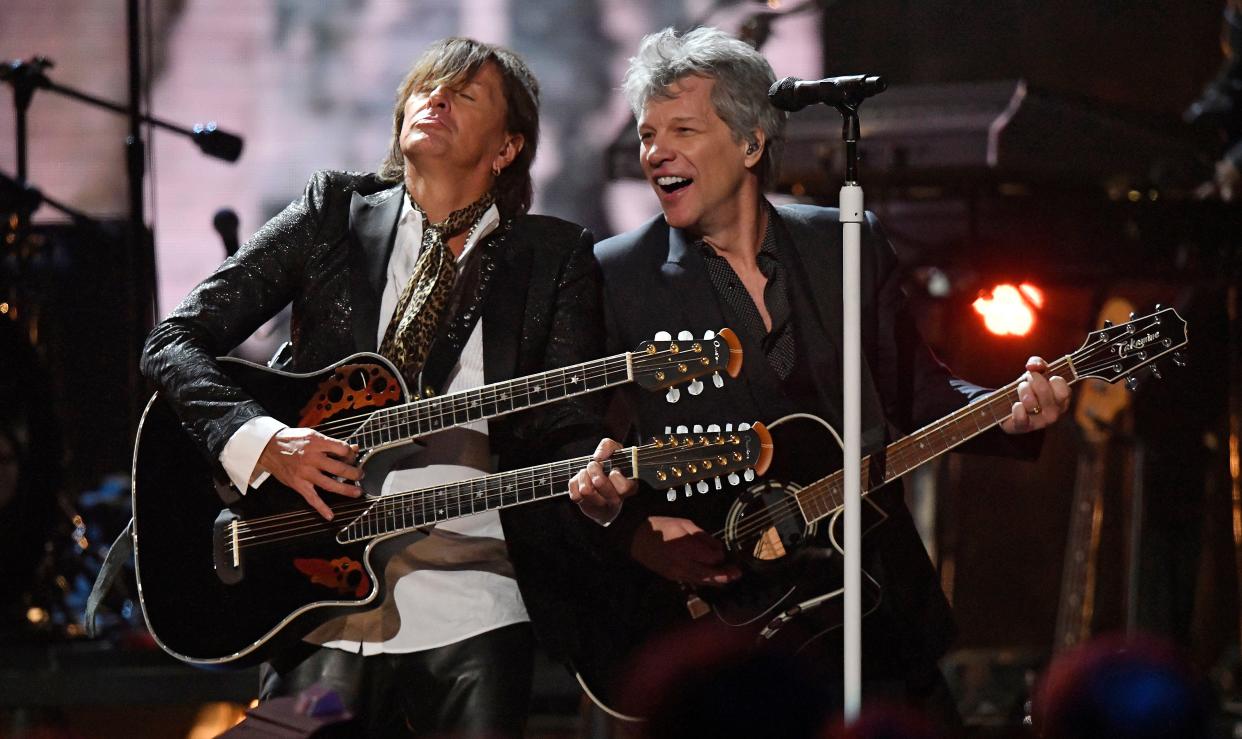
[656,175,692,194]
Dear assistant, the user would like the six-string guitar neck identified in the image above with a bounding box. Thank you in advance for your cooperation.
[790,307,1187,525]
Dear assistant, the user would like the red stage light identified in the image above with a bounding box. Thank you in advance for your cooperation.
[973,282,1043,337]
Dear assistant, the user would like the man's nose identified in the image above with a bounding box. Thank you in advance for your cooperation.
[644,136,672,168]
[427,85,451,109]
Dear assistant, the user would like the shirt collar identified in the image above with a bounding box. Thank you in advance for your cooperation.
[695,199,780,260]
[399,191,501,258]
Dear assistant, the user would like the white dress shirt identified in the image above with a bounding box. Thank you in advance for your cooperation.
[221,193,528,654]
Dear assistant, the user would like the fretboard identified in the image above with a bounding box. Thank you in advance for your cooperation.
[794,356,1078,525]
[346,355,631,450]
[335,451,631,543]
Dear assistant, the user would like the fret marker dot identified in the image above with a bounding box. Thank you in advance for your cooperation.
[571,375,581,384]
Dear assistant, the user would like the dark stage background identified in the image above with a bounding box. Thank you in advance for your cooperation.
[1,1,1237,736]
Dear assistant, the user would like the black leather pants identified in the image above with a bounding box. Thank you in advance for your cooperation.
[258,622,535,738]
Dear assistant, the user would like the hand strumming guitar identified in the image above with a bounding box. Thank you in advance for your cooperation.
[630,516,741,586]
[258,427,363,520]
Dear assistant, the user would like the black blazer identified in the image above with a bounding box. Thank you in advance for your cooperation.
[593,204,1039,672]
[141,170,608,662]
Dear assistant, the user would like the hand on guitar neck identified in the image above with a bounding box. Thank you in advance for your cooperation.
[998,356,1072,434]
[257,427,363,521]
[568,438,635,524]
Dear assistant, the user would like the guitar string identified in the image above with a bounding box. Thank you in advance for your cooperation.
[306,354,630,435]
[227,446,750,552]
[228,437,755,549]
[230,429,751,534]
[228,326,1172,554]
[306,346,717,438]
[230,437,746,541]
[710,340,1171,546]
[713,356,1080,544]
[307,356,633,437]
[234,343,1109,551]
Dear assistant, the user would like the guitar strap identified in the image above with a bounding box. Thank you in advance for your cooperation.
[84,517,133,638]
[415,220,511,398]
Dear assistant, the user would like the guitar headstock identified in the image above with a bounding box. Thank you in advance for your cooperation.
[1073,297,1135,443]
[630,329,743,403]
[634,421,773,501]
[1072,305,1188,388]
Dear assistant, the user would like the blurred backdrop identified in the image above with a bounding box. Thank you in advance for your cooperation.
[1,1,1238,737]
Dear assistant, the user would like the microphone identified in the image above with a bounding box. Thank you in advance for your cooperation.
[192,121,244,162]
[213,208,240,257]
[768,75,887,112]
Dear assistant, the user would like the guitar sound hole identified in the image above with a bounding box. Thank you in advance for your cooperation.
[348,369,368,391]
[372,377,388,393]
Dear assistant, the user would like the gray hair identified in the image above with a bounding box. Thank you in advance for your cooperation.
[622,26,787,189]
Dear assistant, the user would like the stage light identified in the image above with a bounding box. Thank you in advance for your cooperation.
[973,282,1044,337]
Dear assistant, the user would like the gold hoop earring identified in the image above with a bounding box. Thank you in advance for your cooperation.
[492,162,502,177]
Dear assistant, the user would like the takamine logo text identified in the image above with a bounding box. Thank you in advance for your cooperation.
[1117,331,1161,358]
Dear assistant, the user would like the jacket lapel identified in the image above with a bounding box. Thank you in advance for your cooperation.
[347,185,404,353]
[662,226,729,333]
[777,206,843,352]
[482,220,530,383]
[776,206,888,450]
[662,226,764,421]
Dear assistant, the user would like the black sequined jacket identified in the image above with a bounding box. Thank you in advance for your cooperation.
[141,170,608,663]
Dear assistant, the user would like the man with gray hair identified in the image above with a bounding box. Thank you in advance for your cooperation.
[569,26,1070,727]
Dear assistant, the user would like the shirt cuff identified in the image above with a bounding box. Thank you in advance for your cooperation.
[220,415,287,494]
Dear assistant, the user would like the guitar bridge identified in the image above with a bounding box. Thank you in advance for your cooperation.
[212,508,244,585]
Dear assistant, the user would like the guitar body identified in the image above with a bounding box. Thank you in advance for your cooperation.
[574,414,887,719]
[574,308,1191,720]
[132,353,411,667]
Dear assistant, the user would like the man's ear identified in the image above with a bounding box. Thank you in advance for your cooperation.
[744,128,766,169]
[494,133,525,174]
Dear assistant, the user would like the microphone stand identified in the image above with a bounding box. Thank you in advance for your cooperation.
[834,89,869,725]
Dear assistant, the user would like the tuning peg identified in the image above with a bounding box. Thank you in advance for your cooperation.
[1125,375,1140,392]
[684,483,693,498]
[727,472,740,485]
[696,480,709,494]
[1154,303,1162,311]
[738,422,751,431]
[687,378,704,395]
[712,372,724,388]
[703,330,716,340]
[666,387,681,403]
[678,330,694,341]
[744,469,755,482]
[654,330,672,341]
[1149,365,1163,381]
[724,423,733,432]
[666,489,677,502]
[676,425,689,434]
[1172,352,1187,367]
[707,424,721,433]
[692,424,704,433]
[664,426,672,435]
[1102,319,1113,328]
[714,476,723,490]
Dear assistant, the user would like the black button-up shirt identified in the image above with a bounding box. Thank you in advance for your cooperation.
[695,203,797,379]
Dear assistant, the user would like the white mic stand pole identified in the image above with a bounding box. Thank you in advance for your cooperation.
[837,99,865,724]
[768,72,886,726]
